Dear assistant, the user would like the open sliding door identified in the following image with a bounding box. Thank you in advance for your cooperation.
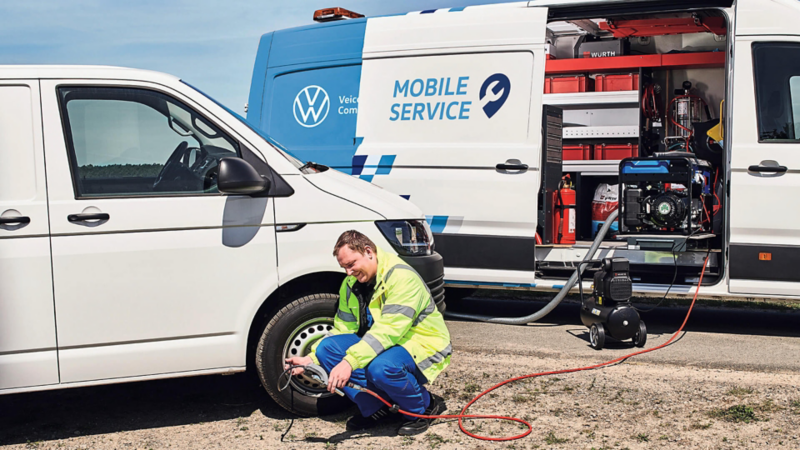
[355,4,550,286]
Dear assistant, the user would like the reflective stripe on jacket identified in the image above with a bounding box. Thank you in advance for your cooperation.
[309,246,451,383]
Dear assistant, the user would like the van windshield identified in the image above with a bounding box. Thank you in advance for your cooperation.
[180,81,305,169]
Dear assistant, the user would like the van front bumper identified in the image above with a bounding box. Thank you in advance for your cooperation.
[399,251,446,313]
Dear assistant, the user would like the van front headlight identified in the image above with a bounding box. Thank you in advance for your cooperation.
[375,219,434,256]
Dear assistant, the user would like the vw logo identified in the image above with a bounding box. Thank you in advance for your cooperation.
[293,85,330,128]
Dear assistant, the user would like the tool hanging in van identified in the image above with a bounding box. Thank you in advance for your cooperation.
[666,81,713,151]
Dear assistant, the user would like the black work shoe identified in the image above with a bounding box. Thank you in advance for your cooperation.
[397,394,445,436]
[346,407,394,431]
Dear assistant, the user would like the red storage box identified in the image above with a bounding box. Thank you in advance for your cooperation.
[563,144,592,161]
[544,75,594,94]
[594,144,638,160]
[594,73,640,92]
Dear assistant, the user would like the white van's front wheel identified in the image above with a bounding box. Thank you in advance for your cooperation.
[256,293,351,416]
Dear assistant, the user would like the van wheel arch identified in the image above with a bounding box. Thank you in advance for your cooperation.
[246,272,344,371]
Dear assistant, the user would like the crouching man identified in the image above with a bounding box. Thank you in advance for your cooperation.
[285,230,451,435]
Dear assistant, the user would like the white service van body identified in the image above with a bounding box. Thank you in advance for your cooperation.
[247,0,800,302]
[0,66,444,415]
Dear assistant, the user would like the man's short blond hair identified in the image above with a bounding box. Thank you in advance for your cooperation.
[333,230,377,257]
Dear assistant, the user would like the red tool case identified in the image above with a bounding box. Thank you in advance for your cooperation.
[563,144,593,161]
[594,144,639,160]
[544,75,594,93]
[594,73,640,92]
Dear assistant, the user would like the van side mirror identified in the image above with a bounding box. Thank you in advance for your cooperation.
[218,157,271,195]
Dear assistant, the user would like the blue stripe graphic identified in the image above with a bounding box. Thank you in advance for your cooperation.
[427,216,448,234]
[352,154,396,181]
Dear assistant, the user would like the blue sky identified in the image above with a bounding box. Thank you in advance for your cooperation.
[0,1,510,113]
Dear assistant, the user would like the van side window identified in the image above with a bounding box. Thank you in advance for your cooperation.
[753,43,800,142]
[58,87,239,198]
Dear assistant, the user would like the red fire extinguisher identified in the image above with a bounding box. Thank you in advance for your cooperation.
[552,176,576,245]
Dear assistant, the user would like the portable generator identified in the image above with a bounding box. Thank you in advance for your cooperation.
[618,155,713,236]
[579,257,646,350]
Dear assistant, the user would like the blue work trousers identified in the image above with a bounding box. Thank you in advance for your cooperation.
[315,334,431,418]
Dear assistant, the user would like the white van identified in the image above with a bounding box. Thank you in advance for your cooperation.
[247,0,800,303]
[0,65,444,415]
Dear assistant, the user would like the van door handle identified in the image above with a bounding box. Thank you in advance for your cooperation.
[496,163,529,171]
[748,165,787,173]
[0,216,30,225]
[68,213,110,223]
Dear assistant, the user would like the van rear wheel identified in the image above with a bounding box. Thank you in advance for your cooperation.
[255,293,351,416]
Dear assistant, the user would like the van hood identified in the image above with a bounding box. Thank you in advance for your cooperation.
[303,168,423,220]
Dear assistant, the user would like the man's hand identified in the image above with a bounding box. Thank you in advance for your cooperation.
[284,355,313,376]
[327,360,353,393]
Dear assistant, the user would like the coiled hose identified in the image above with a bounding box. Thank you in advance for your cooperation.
[444,209,619,325]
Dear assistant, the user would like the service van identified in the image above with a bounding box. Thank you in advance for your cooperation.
[0,65,444,415]
[247,0,800,303]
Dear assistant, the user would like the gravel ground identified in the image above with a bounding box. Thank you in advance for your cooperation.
[0,302,800,450]
[3,340,800,450]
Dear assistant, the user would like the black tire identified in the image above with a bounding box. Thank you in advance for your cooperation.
[634,320,647,348]
[589,323,605,350]
[256,293,350,416]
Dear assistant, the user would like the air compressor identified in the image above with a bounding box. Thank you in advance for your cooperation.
[552,176,576,244]
[579,257,646,350]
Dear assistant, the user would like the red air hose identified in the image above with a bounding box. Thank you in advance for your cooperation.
[354,254,711,441]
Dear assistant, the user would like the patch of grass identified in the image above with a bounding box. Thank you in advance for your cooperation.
[239,426,249,431]
[563,386,574,392]
[552,408,564,417]
[659,435,669,440]
[544,431,568,444]
[401,436,415,446]
[634,433,649,442]
[690,422,713,430]
[726,386,755,397]
[425,433,448,449]
[756,399,783,413]
[708,404,759,423]
[790,400,800,414]
[463,383,481,394]
[512,394,530,403]
[273,422,285,432]
[236,417,247,426]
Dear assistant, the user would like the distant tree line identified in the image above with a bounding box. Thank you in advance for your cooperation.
[80,164,163,178]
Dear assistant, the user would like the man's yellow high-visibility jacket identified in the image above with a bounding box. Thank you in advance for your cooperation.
[309,247,451,383]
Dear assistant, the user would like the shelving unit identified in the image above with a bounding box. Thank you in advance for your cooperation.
[544,51,725,75]
[545,51,727,242]
[543,90,638,108]
[563,125,638,139]
[562,159,621,175]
